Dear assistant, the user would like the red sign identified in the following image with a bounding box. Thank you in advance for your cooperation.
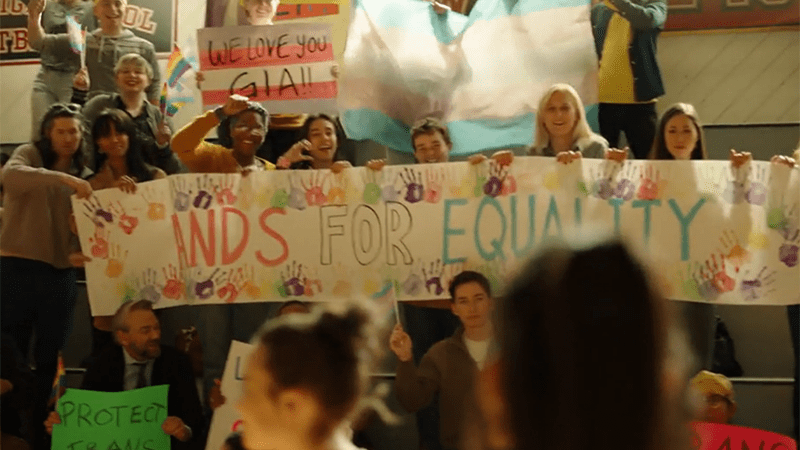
[666,0,799,30]
[692,422,797,450]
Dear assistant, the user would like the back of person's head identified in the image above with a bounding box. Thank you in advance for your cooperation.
[244,301,378,446]
[113,53,154,80]
[36,103,87,171]
[690,370,736,423]
[92,108,153,180]
[277,300,311,316]
[649,103,707,160]
[448,270,491,302]
[493,239,690,450]
[532,83,593,152]
[217,102,270,149]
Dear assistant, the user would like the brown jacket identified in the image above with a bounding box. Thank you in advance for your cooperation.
[395,327,482,450]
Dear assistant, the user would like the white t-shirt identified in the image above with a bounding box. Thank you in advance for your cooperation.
[464,336,491,370]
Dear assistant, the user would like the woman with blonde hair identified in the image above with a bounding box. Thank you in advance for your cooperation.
[531,84,628,163]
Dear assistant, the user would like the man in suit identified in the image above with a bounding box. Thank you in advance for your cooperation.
[45,300,207,450]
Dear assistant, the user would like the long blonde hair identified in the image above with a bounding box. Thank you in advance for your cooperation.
[531,84,594,153]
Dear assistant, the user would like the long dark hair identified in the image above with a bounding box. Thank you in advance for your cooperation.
[498,240,688,450]
[92,108,154,182]
[649,103,707,160]
[291,114,344,169]
[35,103,87,172]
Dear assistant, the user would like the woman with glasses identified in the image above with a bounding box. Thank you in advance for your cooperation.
[0,103,93,441]
[171,94,275,173]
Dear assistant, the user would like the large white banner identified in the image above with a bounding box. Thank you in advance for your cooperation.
[73,158,800,316]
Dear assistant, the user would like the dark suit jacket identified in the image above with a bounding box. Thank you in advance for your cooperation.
[81,344,207,450]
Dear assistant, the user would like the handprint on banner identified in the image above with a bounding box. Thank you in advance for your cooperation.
[381,170,402,203]
[362,170,381,205]
[193,175,215,209]
[767,202,798,234]
[138,268,162,304]
[88,225,110,259]
[500,172,517,196]
[747,230,770,250]
[745,165,768,206]
[422,259,445,295]
[302,265,323,297]
[105,244,127,278]
[779,228,800,268]
[171,177,192,212]
[118,277,140,303]
[110,201,139,235]
[236,265,260,299]
[216,270,241,303]
[287,174,307,211]
[194,268,220,300]
[279,261,306,297]
[331,262,354,297]
[612,162,638,201]
[483,162,508,198]
[696,265,720,302]
[83,196,114,228]
[446,166,473,198]
[587,162,622,200]
[740,266,777,301]
[424,169,444,203]
[141,185,166,220]
[636,165,667,200]
[676,262,703,301]
[328,172,347,204]
[161,264,185,300]
[705,253,735,294]
[303,171,329,207]
[214,174,238,206]
[401,261,424,296]
[399,168,425,203]
[718,229,751,273]
[720,166,748,205]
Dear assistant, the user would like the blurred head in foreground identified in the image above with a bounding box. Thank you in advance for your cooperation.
[691,370,736,424]
[477,239,693,450]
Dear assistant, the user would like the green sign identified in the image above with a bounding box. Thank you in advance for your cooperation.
[52,385,170,450]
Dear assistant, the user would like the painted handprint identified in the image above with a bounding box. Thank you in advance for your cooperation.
[171,177,192,212]
[214,175,238,206]
[399,168,424,203]
[331,262,354,297]
[141,185,166,220]
[194,268,220,300]
[401,262,424,296]
[740,266,777,301]
[89,225,110,259]
[287,175,307,210]
[696,265,720,302]
[612,163,638,201]
[381,171,401,203]
[138,268,162,304]
[105,244,127,278]
[193,175,215,209]
[279,261,306,297]
[424,169,444,203]
[422,259,445,295]
[216,270,241,304]
[705,253,735,294]
[83,196,114,228]
[745,165,767,206]
[238,265,261,298]
[587,162,622,200]
[636,165,666,200]
[110,201,139,235]
[362,170,381,205]
[483,162,508,198]
[718,229,751,272]
[447,166,475,198]
[501,173,517,196]
[779,228,800,267]
[161,264,185,300]
[676,262,703,301]
[721,167,747,205]
[301,265,323,297]
[302,171,329,207]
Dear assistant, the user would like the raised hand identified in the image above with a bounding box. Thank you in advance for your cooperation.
[389,323,413,363]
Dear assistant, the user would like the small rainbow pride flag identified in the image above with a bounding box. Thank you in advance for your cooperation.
[166,45,193,88]
[160,82,189,118]
[50,352,66,403]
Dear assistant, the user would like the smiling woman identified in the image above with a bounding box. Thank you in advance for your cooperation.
[278,114,351,172]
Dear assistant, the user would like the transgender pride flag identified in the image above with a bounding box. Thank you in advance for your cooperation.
[338,0,599,155]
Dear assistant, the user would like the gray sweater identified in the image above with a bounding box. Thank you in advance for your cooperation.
[30,0,95,73]
[0,144,92,269]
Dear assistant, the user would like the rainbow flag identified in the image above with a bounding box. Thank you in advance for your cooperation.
[166,45,193,88]
[339,0,599,155]
[50,352,66,403]
[159,82,168,116]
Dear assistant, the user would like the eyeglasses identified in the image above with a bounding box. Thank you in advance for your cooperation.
[49,103,81,113]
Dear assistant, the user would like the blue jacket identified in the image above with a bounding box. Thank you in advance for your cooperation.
[591,0,667,102]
